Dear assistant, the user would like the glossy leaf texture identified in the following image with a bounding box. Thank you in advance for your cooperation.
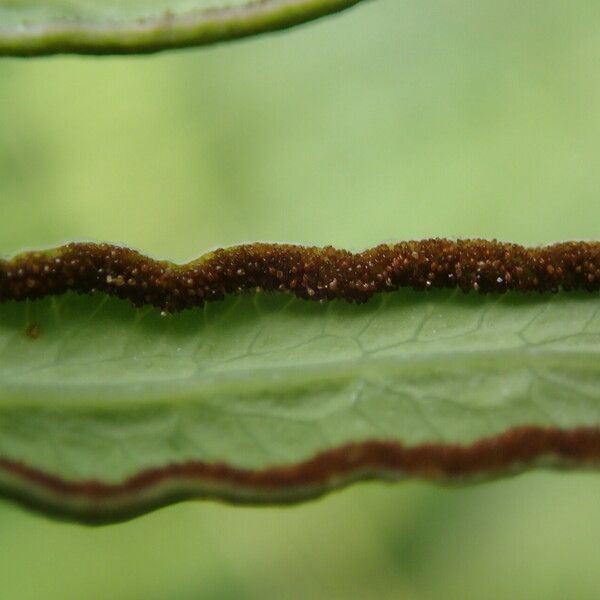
[0,242,599,523]
[0,0,365,56]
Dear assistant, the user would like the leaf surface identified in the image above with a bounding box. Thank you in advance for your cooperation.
[0,242,599,522]
[0,0,364,56]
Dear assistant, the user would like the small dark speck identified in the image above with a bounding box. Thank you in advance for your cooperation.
[25,323,41,340]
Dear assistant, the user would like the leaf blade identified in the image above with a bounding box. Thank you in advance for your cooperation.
[0,255,599,523]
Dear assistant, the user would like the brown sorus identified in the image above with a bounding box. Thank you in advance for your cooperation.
[0,239,598,312]
[1,425,600,522]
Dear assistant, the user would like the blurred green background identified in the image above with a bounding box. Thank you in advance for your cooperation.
[1,1,600,598]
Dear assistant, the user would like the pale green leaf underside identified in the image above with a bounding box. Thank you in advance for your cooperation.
[0,288,599,521]
[0,0,364,55]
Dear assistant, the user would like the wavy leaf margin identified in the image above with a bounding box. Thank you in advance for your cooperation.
[2,427,600,523]
[1,239,599,310]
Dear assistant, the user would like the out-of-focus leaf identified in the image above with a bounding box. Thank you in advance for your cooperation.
[0,0,365,56]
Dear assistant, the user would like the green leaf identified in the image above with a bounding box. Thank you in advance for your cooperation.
[0,0,365,56]
[0,242,599,523]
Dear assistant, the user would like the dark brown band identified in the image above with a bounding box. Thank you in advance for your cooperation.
[1,425,599,522]
[1,239,599,311]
